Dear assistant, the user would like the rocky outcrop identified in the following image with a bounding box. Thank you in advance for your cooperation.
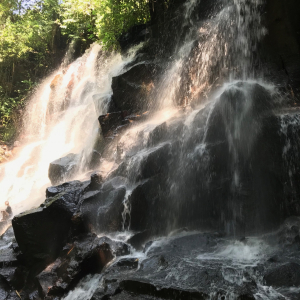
[261,0,300,100]
[46,180,88,198]
[80,185,126,233]
[98,111,127,137]
[48,153,80,185]
[35,234,129,298]
[89,232,263,300]
[264,262,300,287]
[12,191,81,265]
[0,221,131,300]
[111,63,161,113]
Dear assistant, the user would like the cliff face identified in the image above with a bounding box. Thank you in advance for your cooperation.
[261,0,300,99]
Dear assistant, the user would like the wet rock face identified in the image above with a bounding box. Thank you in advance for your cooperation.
[44,83,300,242]
[90,82,300,236]
[12,192,80,265]
[89,233,269,300]
[162,82,291,234]
[46,180,88,198]
[118,24,149,52]
[111,63,161,113]
[129,175,168,235]
[205,82,274,146]
[264,262,300,287]
[35,234,129,298]
[261,0,300,99]
[80,186,126,233]
[48,153,80,185]
[98,111,126,137]
[203,82,283,232]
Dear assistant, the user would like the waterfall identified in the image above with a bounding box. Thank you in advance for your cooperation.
[0,0,268,219]
[0,44,138,216]
[186,0,267,101]
[101,0,272,236]
[2,0,300,299]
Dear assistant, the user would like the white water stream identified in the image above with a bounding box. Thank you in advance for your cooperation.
[0,44,139,216]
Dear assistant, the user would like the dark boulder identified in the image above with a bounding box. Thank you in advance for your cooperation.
[127,230,152,250]
[115,258,139,270]
[137,142,171,181]
[146,122,168,147]
[98,111,128,137]
[111,63,161,112]
[48,153,80,185]
[119,280,208,300]
[12,192,80,265]
[35,234,129,298]
[46,180,88,198]
[205,82,273,145]
[129,175,168,234]
[264,262,300,287]
[85,172,104,192]
[80,186,126,233]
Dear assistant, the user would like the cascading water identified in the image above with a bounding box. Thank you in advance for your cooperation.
[0,44,138,216]
[102,0,272,236]
[2,0,300,299]
[186,0,267,101]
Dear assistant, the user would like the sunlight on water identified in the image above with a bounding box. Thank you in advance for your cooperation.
[63,274,102,300]
[0,44,139,216]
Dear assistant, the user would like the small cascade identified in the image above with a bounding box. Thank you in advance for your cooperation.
[186,0,266,101]
[0,44,138,216]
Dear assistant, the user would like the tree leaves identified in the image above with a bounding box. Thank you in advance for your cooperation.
[60,0,150,49]
[0,0,150,128]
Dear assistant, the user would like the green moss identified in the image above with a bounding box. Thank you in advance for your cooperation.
[17,206,43,217]
[0,122,16,144]
[16,192,67,218]
[44,192,67,208]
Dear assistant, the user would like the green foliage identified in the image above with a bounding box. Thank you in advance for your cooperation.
[0,122,17,143]
[0,0,150,136]
[0,80,34,125]
[0,0,59,61]
[61,0,150,49]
